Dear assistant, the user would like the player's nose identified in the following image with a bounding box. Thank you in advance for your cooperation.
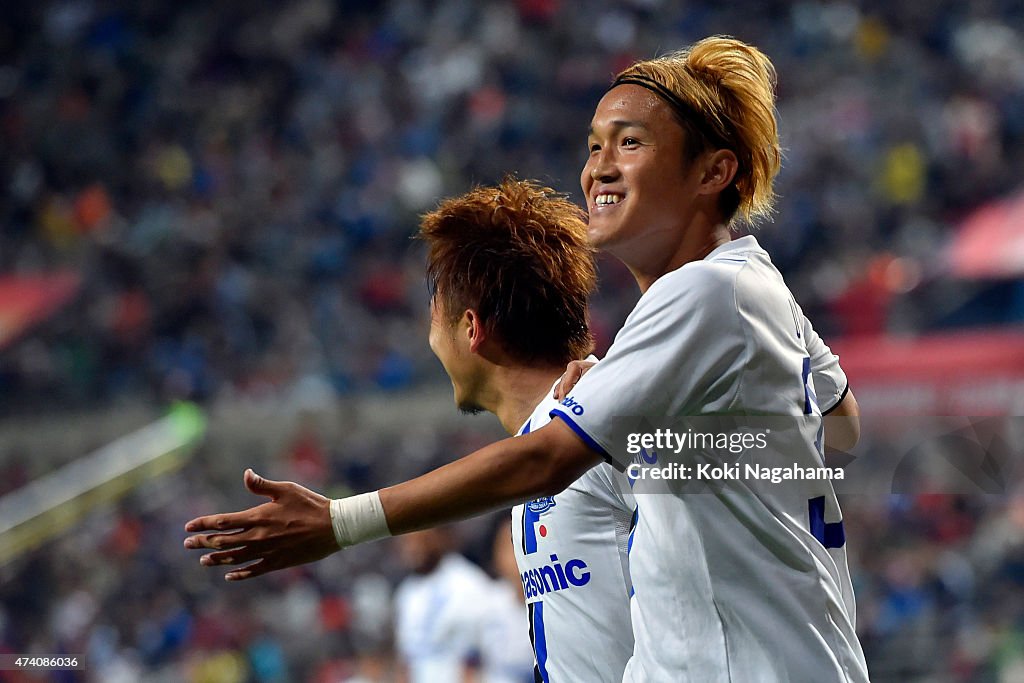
[589,152,618,183]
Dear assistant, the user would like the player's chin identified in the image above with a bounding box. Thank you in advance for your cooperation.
[457,400,484,416]
[585,215,624,250]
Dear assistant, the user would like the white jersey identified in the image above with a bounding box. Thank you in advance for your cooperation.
[550,236,869,683]
[511,387,635,683]
[394,553,499,683]
[802,312,850,416]
[478,580,537,683]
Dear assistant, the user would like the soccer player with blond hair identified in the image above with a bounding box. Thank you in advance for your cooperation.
[187,37,867,681]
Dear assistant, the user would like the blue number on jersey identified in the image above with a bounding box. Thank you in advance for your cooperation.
[808,496,846,549]
[803,358,844,547]
[801,356,825,456]
[801,356,817,415]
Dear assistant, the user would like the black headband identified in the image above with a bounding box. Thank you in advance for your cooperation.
[611,74,730,149]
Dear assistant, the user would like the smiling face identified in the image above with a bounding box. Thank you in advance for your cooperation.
[582,84,706,272]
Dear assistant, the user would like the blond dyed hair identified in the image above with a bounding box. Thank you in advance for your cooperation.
[614,36,782,224]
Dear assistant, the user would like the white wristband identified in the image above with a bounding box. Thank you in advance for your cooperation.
[330,491,391,548]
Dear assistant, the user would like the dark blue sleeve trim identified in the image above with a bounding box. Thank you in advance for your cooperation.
[549,409,624,472]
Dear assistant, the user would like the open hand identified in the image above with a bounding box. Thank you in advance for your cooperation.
[183,469,339,581]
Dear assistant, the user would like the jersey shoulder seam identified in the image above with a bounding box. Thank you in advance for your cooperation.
[724,258,753,413]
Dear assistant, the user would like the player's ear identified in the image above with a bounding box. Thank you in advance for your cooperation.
[697,149,739,196]
[463,309,487,353]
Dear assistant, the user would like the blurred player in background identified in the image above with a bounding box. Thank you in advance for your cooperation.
[186,37,866,682]
[394,522,538,683]
[392,526,496,683]
[479,521,537,683]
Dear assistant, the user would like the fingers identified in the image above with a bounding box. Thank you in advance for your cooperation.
[183,471,289,533]
[200,545,260,567]
[184,510,254,533]
[244,468,289,500]
[184,496,279,534]
[183,529,247,551]
[553,360,595,400]
[553,364,579,400]
[226,558,277,582]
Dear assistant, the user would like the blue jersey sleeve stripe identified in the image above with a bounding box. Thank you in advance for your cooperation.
[530,601,550,683]
[627,507,639,598]
[549,409,624,472]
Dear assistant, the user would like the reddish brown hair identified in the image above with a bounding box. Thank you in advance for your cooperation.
[419,177,596,366]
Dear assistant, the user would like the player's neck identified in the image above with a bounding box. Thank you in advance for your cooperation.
[628,215,733,293]
[482,364,564,435]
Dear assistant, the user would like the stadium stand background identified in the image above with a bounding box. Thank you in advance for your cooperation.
[1,1,1023,680]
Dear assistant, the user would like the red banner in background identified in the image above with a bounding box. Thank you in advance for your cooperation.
[0,272,81,351]
[948,190,1024,279]
[831,329,1024,416]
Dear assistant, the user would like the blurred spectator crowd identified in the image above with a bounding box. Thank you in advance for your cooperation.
[0,415,522,683]
[1,0,1023,412]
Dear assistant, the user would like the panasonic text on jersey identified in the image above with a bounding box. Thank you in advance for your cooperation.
[520,554,591,600]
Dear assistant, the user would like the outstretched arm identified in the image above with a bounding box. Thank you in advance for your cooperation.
[184,419,599,580]
[381,420,595,534]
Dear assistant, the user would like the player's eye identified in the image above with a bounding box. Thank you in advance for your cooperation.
[589,142,601,153]
[622,137,639,147]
